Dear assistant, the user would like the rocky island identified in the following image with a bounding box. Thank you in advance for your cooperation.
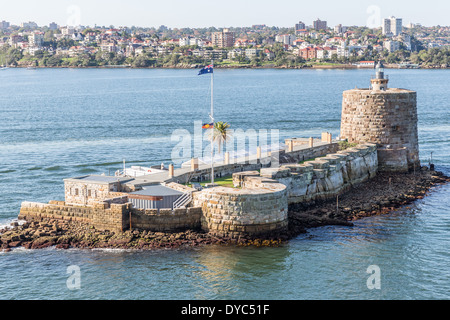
[2,63,449,252]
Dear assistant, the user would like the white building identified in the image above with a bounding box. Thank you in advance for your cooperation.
[316,46,335,60]
[227,48,244,59]
[72,32,84,41]
[428,43,441,49]
[395,33,411,51]
[325,37,346,48]
[275,34,296,46]
[336,46,349,58]
[27,46,42,56]
[179,37,190,47]
[179,37,204,47]
[334,24,347,34]
[28,32,44,47]
[61,26,75,36]
[21,21,38,29]
[382,16,402,36]
[384,40,400,52]
[203,49,226,59]
[245,48,261,58]
[356,61,376,68]
[100,42,118,53]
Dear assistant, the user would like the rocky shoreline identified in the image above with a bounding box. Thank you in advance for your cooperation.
[287,167,450,235]
[1,167,449,252]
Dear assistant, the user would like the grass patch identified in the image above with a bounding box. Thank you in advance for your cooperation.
[298,158,316,164]
[216,60,250,67]
[312,62,343,66]
[193,175,236,188]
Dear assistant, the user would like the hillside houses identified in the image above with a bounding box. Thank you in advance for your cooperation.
[0,21,446,68]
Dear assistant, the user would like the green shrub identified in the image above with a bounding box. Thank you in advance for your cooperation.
[338,140,358,151]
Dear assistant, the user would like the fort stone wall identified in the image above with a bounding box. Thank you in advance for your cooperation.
[128,207,202,232]
[18,200,203,234]
[18,201,129,233]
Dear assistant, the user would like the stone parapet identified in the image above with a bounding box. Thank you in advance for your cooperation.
[284,143,340,163]
[193,178,288,238]
[283,143,378,203]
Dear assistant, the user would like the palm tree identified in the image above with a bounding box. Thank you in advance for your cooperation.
[210,121,232,154]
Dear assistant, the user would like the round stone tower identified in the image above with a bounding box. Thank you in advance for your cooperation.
[340,62,420,172]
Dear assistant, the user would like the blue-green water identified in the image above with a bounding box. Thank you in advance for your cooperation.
[0,68,449,300]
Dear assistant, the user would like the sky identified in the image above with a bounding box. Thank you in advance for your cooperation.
[1,0,449,28]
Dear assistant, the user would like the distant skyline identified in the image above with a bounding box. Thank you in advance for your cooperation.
[1,0,449,28]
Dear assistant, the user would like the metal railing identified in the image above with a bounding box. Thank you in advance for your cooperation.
[370,74,389,80]
[173,192,193,209]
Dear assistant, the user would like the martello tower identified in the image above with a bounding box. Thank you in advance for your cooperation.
[340,62,420,172]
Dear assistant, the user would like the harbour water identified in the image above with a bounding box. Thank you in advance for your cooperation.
[0,68,449,300]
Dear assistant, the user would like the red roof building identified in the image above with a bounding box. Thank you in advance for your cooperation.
[299,47,318,59]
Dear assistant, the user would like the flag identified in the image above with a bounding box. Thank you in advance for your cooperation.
[202,123,214,129]
[198,65,213,75]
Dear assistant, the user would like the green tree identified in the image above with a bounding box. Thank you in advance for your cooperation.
[57,38,76,49]
[169,54,180,66]
[45,55,62,67]
[5,47,23,65]
[132,53,155,67]
[210,121,232,154]
[386,53,399,64]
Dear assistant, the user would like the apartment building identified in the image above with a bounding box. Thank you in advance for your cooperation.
[382,16,402,36]
[211,29,235,48]
[313,19,327,31]
[28,32,44,47]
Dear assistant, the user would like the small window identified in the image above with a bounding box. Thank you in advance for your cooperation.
[88,190,92,197]
[75,188,79,196]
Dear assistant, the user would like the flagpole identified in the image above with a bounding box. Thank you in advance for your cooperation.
[210,59,215,185]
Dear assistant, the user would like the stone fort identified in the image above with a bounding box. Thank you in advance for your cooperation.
[19,63,420,238]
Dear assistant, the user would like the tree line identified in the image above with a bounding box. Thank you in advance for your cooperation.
[1,44,448,68]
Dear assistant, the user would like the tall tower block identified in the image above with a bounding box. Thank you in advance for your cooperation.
[340,62,420,172]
